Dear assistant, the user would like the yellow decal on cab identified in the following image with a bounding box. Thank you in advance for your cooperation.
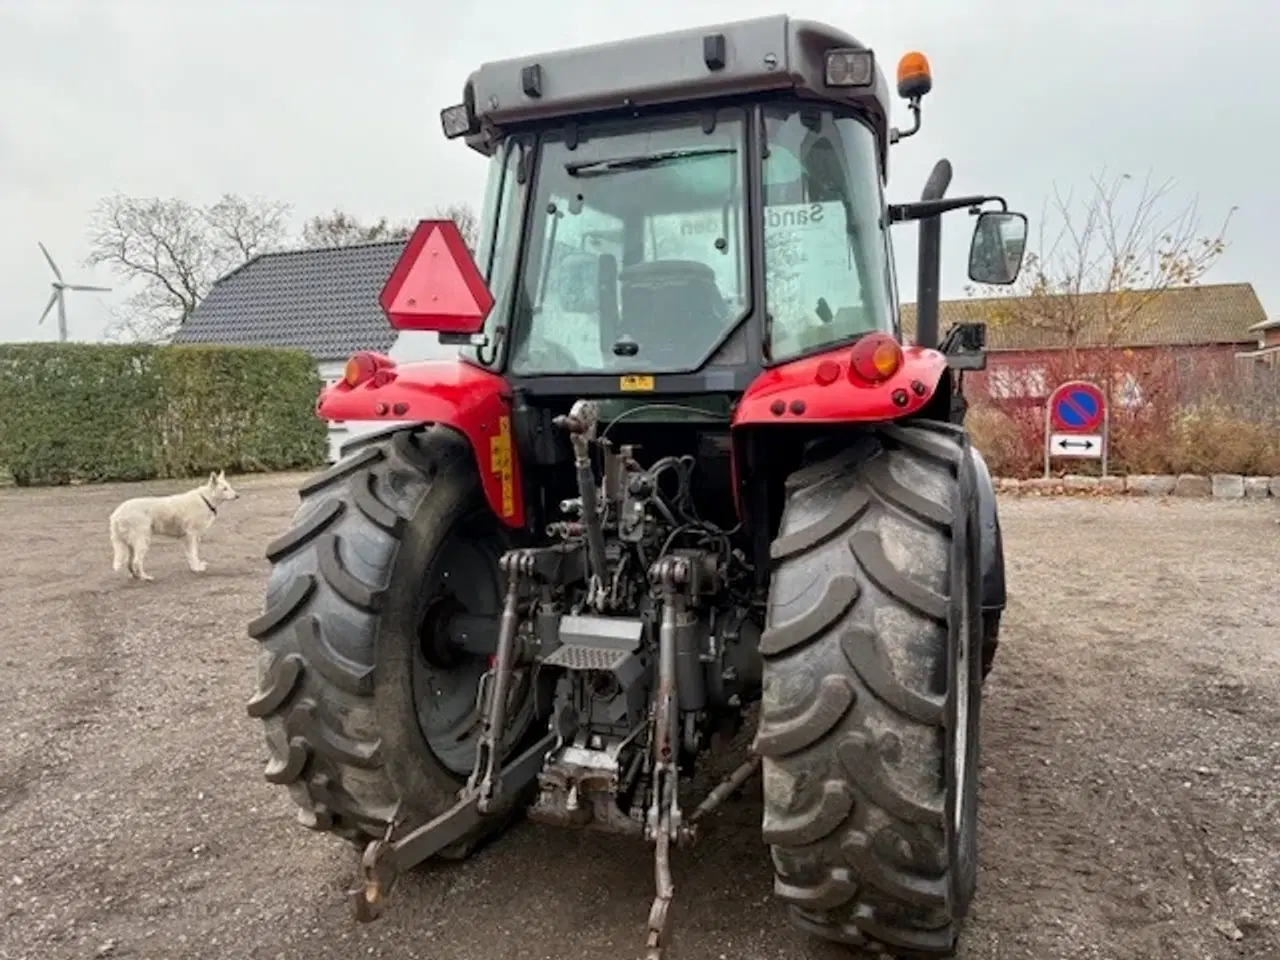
[620,375,655,392]
[489,415,515,518]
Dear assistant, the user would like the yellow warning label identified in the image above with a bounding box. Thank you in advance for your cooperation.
[489,415,515,518]
[619,375,655,392]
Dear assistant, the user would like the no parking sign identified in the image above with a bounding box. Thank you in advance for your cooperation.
[1044,380,1109,476]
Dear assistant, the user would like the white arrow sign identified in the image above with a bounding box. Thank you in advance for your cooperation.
[1049,433,1103,458]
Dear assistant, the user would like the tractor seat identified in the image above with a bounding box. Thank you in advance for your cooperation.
[616,260,729,363]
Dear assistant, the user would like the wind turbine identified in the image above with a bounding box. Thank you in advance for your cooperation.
[37,242,111,342]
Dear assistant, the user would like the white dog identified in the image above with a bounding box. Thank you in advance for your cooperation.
[109,470,240,580]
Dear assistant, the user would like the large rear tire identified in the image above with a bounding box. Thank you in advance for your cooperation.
[245,426,538,854]
[756,422,983,957]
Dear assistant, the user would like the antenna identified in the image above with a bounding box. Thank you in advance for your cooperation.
[37,241,111,342]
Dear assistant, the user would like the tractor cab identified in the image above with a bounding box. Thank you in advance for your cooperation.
[407,15,1027,402]
[467,97,892,382]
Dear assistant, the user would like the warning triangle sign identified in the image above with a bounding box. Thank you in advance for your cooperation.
[380,219,493,333]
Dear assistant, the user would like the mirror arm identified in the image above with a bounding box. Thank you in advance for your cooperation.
[889,194,1007,224]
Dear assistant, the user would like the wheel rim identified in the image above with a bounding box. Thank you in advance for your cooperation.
[952,574,973,838]
[946,492,983,911]
[411,519,535,778]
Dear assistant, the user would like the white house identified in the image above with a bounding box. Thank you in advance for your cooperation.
[172,240,458,462]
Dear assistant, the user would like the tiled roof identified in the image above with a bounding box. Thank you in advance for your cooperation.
[171,240,407,361]
[900,282,1266,351]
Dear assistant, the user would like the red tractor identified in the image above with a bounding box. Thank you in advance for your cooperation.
[246,15,1027,959]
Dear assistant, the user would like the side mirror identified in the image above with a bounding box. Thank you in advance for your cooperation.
[967,211,1028,286]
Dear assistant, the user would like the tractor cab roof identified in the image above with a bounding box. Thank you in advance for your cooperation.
[454,15,894,169]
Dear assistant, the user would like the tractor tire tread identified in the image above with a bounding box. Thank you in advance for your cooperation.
[296,444,385,498]
[264,499,345,563]
[245,429,484,847]
[759,421,972,957]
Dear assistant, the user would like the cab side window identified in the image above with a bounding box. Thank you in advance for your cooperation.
[762,107,893,363]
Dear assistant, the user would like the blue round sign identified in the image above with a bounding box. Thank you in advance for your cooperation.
[1050,382,1105,433]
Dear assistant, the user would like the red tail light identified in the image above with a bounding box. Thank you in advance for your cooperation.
[343,351,396,388]
[848,333,904,383]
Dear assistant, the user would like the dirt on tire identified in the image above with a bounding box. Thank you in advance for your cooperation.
[759,426,981,955]
[0,474,1276,960]
[247,428,537,854]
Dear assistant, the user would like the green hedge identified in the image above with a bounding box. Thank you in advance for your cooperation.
[0,343,328,486]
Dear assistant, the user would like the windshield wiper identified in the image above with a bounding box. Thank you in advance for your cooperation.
[565,147,737,177]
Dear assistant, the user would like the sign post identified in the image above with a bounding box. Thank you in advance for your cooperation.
[1044,380,1108,477]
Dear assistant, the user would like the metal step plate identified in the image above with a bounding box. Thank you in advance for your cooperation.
[543,644,632,673]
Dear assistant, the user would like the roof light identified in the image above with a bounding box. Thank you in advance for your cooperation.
[440,103,476,139]
[896,51,933,100]
[703,33,727,71]
[521,64,543,99]
[825,48,875,88]
[848,334,904,384]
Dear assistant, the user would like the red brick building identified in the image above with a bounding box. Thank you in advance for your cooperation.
[900,282,1269,409]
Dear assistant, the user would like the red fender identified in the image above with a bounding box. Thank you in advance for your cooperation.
[732,343,948,426]
[728,340,949,519]
[316,360,524,529]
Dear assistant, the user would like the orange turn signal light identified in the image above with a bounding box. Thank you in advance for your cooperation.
[896,51,932,100]
[343,351,396,387]
[849,333,904,384]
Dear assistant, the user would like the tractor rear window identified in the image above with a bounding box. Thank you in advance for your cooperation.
[510,108,748,375]
[761,106,894,362]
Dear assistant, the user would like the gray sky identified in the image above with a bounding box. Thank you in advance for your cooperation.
[1,0,1273,344]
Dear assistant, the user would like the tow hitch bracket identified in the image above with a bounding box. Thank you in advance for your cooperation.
[348,730,556,922]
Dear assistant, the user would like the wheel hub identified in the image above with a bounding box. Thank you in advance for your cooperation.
[418,594,468,669]
[412,527,535,778]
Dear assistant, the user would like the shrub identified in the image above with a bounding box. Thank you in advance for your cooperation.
[966,404,1041,477]
[963,351,1280,478]
[0,343,327,486]
[1166,405,1280,476]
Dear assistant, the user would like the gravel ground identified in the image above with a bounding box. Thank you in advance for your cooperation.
[0,473,1277,960]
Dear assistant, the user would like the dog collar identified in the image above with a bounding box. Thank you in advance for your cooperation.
[200,493,218,515]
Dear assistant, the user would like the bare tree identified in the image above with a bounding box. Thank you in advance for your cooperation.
[89,195,483,341]
[299,210,414,248]
[87,192,291,342]
[967,168,1235,365]
[433,202,480,253]
[300,203,480,252]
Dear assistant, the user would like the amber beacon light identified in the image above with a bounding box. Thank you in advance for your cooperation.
[896,51,932,99]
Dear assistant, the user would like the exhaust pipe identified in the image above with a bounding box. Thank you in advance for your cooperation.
[914,158,953,350]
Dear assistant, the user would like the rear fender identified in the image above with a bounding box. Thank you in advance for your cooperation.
[969,444,1006,614]
[732,344,949,427]
[728,343,949,520]
[316,360,524,528]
